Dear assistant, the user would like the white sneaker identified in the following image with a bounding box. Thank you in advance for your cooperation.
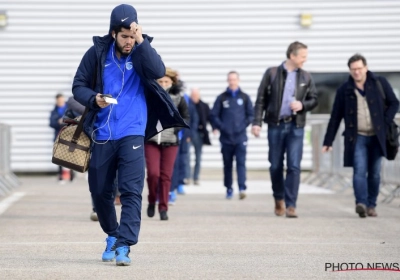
[239,190,246,200]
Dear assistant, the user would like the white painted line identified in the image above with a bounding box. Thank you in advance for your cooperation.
[0,192,26,215]
[0,241,385,246]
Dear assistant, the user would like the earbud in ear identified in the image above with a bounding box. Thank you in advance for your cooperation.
[113,35,116,39]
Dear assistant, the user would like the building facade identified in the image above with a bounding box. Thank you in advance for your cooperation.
[0,0,399,172]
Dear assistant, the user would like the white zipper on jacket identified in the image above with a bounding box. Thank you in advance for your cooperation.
[157,132,161,145]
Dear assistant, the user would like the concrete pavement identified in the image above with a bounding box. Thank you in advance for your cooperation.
[0,171,399,279]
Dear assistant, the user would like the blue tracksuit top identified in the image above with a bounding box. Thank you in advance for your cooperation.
[94,42,147,140]
[210,88,254,145]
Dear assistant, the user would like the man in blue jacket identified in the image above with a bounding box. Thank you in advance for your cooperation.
[210,71,254,200]
[72,4,187,266]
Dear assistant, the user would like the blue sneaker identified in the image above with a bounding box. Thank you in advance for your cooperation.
[177,184,185,195]
[169,191,176,205]
[102,236,117,262]
[226,188,233,199]
[116,246,131,266]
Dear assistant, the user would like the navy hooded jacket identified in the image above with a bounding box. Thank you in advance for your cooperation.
[72,5,187,141]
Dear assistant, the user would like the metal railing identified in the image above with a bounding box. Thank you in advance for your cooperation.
[303,115,400,203]
[0,123,20,196]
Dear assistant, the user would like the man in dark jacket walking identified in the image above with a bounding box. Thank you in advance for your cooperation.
[49,93,66,141]
[210,71,254,200]
[322,54,399,218]
[49,93,70,183]
[252,41,318,218]
[72,4,187,266]
[189,88,211,185]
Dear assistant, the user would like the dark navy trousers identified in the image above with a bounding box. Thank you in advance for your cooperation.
[221,142,247,191]
[89,135,145,248]
[171,140,187,192]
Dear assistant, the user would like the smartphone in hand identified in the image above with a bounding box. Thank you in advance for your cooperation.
[100,94,118,104]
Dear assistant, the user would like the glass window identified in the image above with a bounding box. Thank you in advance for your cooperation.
[310,72,400,114]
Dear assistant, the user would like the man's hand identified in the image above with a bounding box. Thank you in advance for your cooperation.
[322,146,332,153]
[130,22,144,44]
[251,125,261,137]
[95,93,111,109]
[290,101,303,112]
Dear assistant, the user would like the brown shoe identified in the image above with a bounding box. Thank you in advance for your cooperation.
[274,199,285,216]
[286,207,298,218]
[367,207,377,217]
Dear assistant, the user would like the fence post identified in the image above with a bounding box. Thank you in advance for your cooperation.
[0,123,20,196]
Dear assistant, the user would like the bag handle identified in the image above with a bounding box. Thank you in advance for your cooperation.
[71,108,89,144]
[71,62,97,144]
[376,78,387,109]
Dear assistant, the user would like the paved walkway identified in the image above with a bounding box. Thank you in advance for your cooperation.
[0,171,399,279]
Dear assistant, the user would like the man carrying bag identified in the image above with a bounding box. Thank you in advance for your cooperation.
[322,54,399,218]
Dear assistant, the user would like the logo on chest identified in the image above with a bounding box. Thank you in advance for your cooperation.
[126,62,133,70]
[222,100,230,108]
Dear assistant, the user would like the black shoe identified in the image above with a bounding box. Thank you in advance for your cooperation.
[147,204,155,218]
[355,203,367,218]
[160,211,168,221]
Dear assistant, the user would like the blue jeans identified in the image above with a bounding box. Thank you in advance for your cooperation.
[221,142,247,191]
[353,135,382,208]
[268,121,304,208]
[184,148,191,180]
[191,132,203,181]
[171,146,182,191]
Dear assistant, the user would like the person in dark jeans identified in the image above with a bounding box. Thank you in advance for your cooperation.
[210,71,254,200]
[189,88,211,185]
[252,41,318,218]
[170,93,192,204]
[322,53,399,218]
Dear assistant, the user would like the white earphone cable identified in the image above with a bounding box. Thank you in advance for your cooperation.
[91,41,131,145]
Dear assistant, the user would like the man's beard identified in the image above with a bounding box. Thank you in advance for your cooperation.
[116,42,132,56]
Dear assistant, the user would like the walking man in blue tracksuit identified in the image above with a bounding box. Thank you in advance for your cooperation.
[72,4,187,266]
[210,71,254,199]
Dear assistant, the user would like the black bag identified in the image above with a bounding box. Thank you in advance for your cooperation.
[376,80,399,160]
[385,121,400,160]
